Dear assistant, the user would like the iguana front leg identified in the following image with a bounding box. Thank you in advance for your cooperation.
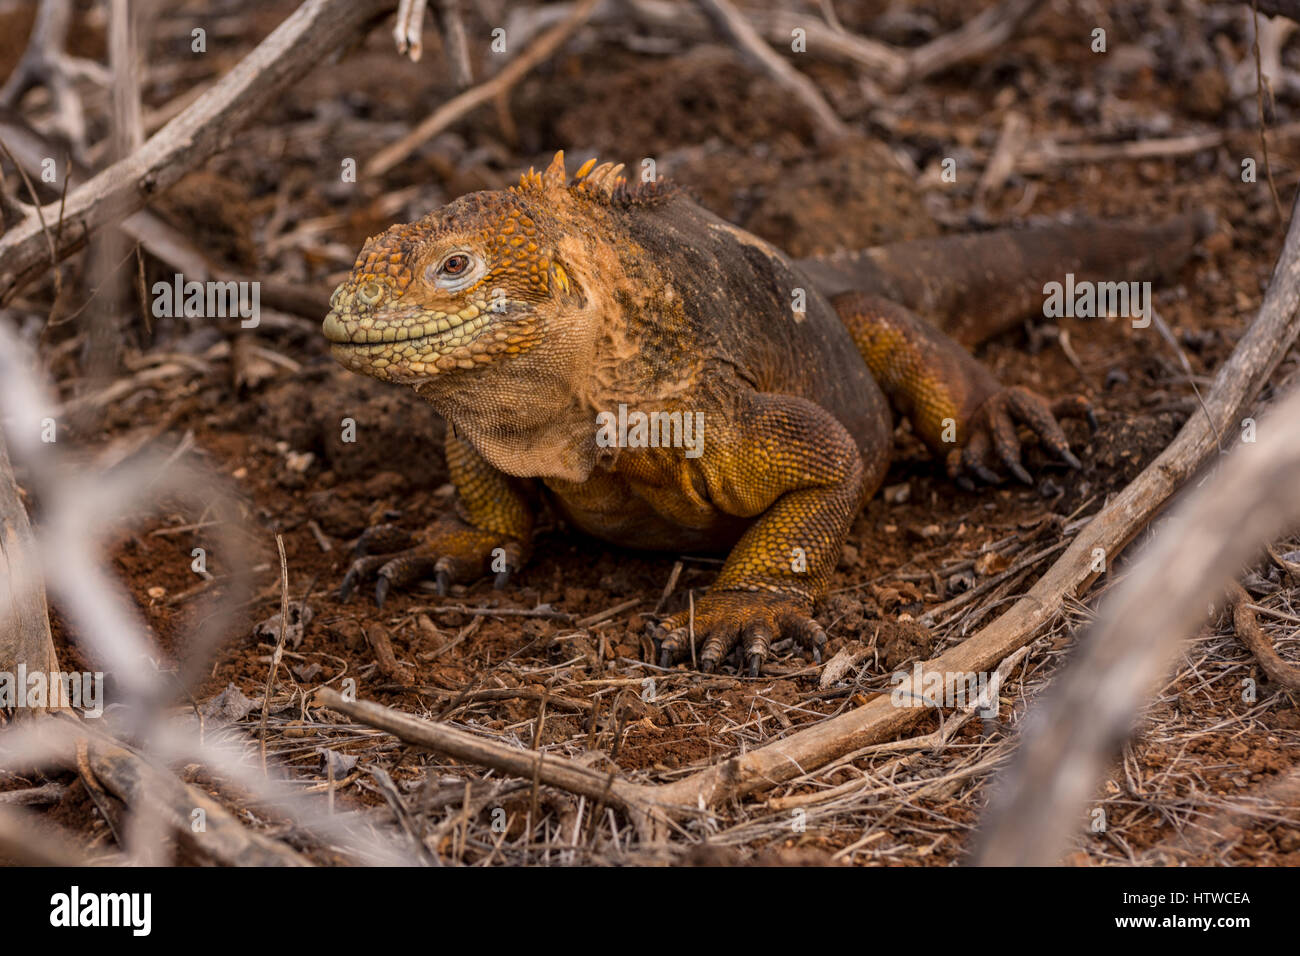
[339,431,534,605]
[835,291,1092,485]
[655,393,864,675]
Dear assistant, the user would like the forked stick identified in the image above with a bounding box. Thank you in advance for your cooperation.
[695,0,848,143]
[365,0,601,177]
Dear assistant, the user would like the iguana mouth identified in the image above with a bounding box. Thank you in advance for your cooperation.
[322,297,494,349]
[323,288,528,379]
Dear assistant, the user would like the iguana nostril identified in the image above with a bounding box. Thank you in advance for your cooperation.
[321,311,348,342]
[358,282,383,305]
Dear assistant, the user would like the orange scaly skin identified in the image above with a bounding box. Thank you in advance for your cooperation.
[325,152,1202,674]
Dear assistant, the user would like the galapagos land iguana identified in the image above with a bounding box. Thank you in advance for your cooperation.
[322,151,1206,675]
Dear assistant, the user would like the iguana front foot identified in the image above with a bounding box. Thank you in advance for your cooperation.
[654,590,828,676]
[338,516,526,606]
[949,386,1093,487]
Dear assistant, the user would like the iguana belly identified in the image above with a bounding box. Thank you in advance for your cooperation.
[542,468,749,553]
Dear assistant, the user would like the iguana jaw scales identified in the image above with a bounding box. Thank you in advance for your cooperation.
[322,291,495,346]
[323,288,520,381]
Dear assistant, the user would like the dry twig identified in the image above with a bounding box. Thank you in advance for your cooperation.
[694,0,848,144]
[1227,581,1300,691]
[367,0,600,177]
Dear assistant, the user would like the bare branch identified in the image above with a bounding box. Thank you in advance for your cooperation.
[905,0,1045,85]
[86,736,313,866]
[695,0,849,144]
[438,0,475,87]
[314,688,669,824]
[366,0,601,177]
[1228,581,1300,691]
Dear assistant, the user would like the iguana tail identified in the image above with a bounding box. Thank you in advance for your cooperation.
[796,212,1213,347]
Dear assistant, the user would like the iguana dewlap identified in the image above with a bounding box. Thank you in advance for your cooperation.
[323,151,1204,675]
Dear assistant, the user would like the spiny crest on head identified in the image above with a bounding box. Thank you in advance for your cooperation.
[513,150,675,206]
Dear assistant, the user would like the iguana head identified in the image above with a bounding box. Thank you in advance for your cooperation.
[323,151,632,388]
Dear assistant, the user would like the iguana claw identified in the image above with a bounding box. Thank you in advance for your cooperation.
[337,514,525,606]
[950,386,1091,486]
[656,590,822,675]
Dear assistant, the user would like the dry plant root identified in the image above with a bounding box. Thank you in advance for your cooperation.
[1227,580,1300,692]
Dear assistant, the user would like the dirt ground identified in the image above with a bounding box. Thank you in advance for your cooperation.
[2,0,1299,866]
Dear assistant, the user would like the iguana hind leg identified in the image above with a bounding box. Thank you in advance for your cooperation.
[835,291,1092,485]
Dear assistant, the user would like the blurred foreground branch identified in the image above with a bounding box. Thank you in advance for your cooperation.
[0,430,59,691]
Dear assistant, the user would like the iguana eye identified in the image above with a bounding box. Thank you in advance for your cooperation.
[427,251,483,291]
